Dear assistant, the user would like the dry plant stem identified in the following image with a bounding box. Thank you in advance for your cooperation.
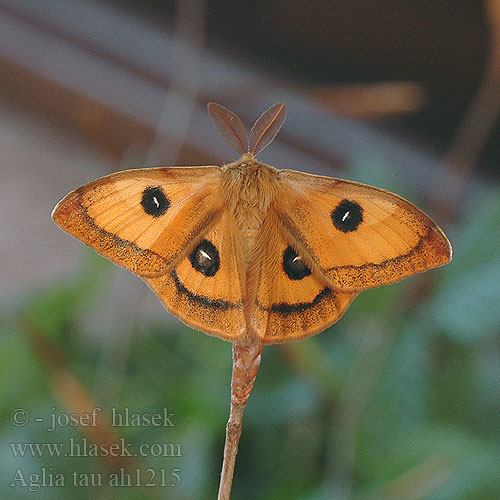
[218,340,263,500]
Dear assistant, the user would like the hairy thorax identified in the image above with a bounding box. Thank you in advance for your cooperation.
[221,154,280,259]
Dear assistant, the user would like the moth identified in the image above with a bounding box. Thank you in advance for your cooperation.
[52,103,452,344]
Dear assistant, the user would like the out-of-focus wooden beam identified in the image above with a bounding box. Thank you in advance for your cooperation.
[0,57,154,161]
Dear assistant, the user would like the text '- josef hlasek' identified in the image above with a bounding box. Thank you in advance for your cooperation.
[10,407,175,431]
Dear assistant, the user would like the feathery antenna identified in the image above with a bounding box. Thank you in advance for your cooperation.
[249,103,287,156]
[207,102,248,155]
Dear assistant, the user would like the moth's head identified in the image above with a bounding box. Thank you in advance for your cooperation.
[208,102,287,159]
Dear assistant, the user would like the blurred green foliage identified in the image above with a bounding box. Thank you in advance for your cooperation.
[1,159,500,500]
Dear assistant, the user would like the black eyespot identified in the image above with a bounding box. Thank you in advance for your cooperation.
[331,199,363,232]
[141,186,170,217]
[283,246,312,280]
[189,240,220,277]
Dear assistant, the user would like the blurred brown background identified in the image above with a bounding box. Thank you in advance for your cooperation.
[1,2,500,500]
[139,0,495,169]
